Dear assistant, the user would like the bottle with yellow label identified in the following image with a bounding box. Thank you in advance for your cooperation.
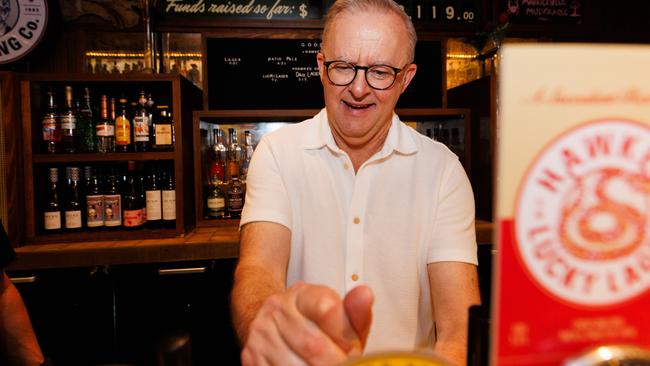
[115,98,132,152]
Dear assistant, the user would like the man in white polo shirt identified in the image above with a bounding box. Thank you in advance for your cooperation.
[231,0,480,365]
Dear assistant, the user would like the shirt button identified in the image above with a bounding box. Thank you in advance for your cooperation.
[353,217,360,224]
[351,274,359,281]
[343,163,349,170]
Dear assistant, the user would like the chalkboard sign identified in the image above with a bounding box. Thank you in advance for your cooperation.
[160,0,326,21]
[207,38,442,109]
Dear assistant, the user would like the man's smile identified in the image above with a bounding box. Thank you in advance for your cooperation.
[343,100,375,110]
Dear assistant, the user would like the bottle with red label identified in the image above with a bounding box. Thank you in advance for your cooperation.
[123,161,144,229]
[42,90,61,153]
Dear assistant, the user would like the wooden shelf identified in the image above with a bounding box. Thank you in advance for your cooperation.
[32,152,175,163]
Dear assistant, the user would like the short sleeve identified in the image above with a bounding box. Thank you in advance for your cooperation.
[427,159,478,265]
[0,223,16,270]
[240,137,293,231]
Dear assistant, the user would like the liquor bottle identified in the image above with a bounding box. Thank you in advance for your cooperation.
[145,163,162,228]
[209,128,227,186]
[226,176,244,218]
[110,97,116,121]
[206,181,226,219]
[96,95,116,153]
[227,128,243,182]
[123,161,144,229]
[61,86,78,153]
[137,162,147,224]
[115,98,132,152]
[152,105,173,150]
[133,91,150,152]
[64,167,83,230]
[85,166,104,229]
[104,169,122,227]
[146,93,155,144]
[44,167,62,231]
[161,164,176,229]
[42,90,61,154]
[77,88,96,152]
[240,130,254,183]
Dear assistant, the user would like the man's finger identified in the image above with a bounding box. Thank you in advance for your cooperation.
[343,285,374,349]
[292,283,363,354]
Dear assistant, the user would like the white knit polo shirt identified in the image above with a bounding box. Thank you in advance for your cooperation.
[240,108,477,352]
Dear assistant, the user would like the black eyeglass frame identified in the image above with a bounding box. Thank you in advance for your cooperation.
[322,60,407,90]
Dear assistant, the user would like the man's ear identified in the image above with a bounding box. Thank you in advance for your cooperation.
[316,52,326,84]
[399,63,418,94]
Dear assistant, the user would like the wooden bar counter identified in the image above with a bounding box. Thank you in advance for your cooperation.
[9,220,493,271]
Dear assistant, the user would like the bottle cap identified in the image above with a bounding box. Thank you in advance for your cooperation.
[49,167,59,182]
[70,167,80,182]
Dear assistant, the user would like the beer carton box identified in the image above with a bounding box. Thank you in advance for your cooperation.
[493,44,650,365]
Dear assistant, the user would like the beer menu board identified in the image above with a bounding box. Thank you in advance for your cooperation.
[494,44,650,365]
[207,38,323,109]
[206,38,442,109]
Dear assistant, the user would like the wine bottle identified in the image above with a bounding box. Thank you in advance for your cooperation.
[161,164,176,229]
[123,161,144,229]
[104,169,122,227]
[145,163,162,228]
[44,167,62,231]
[85,166,105,229]
[64,167,83,230]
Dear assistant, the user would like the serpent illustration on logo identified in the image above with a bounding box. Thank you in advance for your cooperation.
[559,167,649,261]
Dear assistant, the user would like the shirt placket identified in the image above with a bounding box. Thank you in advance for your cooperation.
[344,163,372,292]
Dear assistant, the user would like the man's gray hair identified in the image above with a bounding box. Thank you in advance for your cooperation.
[321,0,417,63]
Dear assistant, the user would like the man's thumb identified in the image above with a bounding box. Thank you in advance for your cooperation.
[343,285,374,348]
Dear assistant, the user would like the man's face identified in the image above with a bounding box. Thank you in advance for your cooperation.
[317,10,417,148]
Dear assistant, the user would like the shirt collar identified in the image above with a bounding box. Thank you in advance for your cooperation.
[302,108,418,156]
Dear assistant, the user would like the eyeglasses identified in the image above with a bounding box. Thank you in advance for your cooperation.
[323,60,406,90]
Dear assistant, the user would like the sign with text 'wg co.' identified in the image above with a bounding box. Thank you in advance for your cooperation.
[493,44,650,365]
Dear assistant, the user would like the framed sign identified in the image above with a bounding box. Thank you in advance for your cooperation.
[0,0,48,64]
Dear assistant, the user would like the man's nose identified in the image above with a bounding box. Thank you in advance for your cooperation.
[348,69,371,97]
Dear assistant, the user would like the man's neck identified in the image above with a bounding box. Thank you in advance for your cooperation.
[330,120,392,173]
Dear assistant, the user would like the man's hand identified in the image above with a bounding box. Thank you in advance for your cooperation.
[241,282,373,366]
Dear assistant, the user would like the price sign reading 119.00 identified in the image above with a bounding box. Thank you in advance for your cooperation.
[407,0,478,23]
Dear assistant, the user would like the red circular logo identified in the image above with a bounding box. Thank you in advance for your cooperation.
[515,119,650,307]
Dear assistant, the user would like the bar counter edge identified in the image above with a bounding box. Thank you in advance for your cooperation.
[8,220,493,271]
